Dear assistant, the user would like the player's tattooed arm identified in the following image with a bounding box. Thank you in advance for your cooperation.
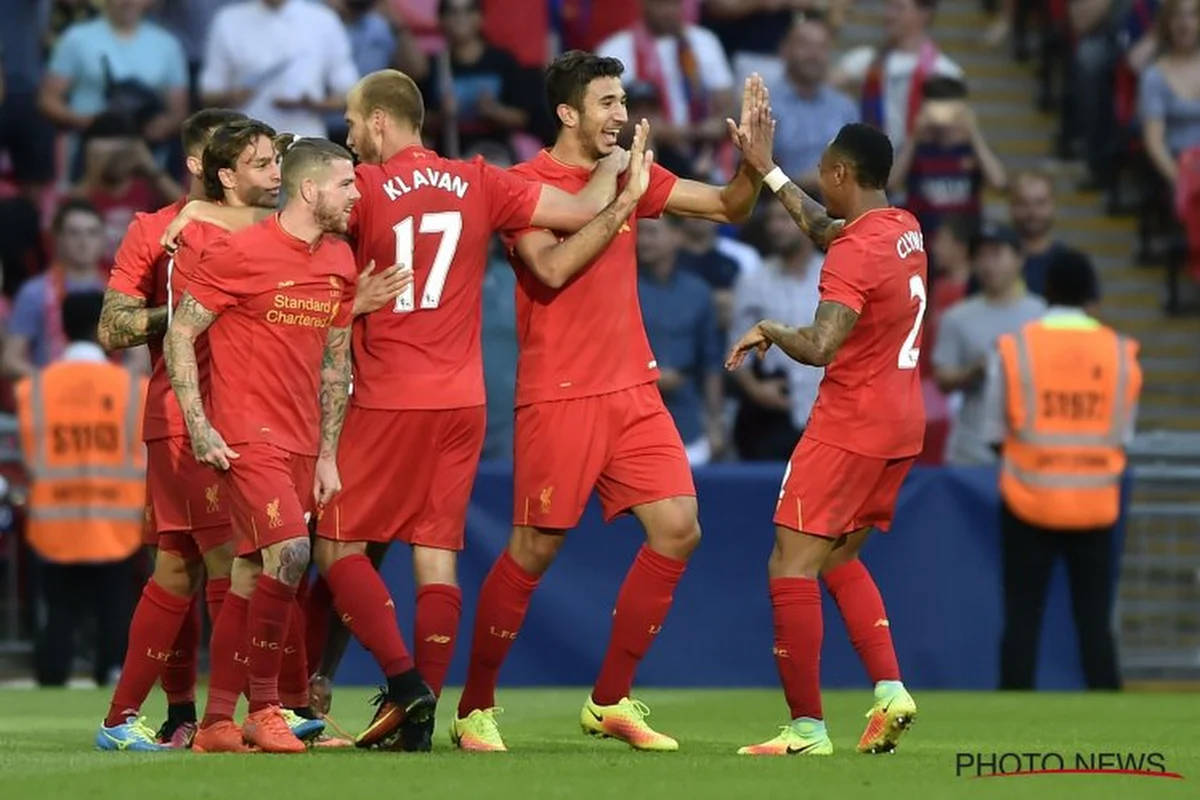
[165,293,236,469]
[761,301,860,367]
[318,325,352,459]
[98,288,168,350]
[775,182,845,250]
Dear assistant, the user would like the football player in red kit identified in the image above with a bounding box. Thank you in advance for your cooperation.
[96,108,246,751]
[727,122,925,756]
[451,54,771,753]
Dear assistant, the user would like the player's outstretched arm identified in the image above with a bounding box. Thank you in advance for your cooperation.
[160,201,271,251]
[772,181,845,250]
[759,301,861,368]
[98,288,168,350]
[517,121,654,289]
[165,292,238,470]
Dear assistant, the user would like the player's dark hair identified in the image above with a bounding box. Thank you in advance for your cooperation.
[438,0,479,15]
[52,197,102,234]
[201,118,279,202]
[277,136,354,198]
[62,290,105,344]
[1044,249,1100,308]
[181,108,248,158]
[544,50,625,129]
[828,123,893,190]
[352,69,425,132]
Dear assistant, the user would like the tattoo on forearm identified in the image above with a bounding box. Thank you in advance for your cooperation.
[318,325,352,458]
[164,293,218,443]
[275,538,312,587]
[776,183,845,249]
[763,301,860,367]
[99,288,169,350]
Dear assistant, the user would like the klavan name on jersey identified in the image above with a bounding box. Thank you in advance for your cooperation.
[381,168,470,202]
[895,230,925,260]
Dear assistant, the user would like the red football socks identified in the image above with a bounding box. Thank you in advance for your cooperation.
[458,552,539,717]
[303,576,334,677]
[200,592,249,727]
[414,583,462,697]
[279,598,310,708]
[822,560,901,683]
[160,595,199,706]
[103,579,191,727]
[205,575,230,633]
[246,575,296,713]
[325,554,414,676]
[592,546,686,705]
[770,577,824,720]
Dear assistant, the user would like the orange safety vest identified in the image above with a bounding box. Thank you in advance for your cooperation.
[15,360,148,563]
[997,317,1142,530]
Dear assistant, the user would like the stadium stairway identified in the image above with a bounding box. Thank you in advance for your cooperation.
[841,2,1200,682]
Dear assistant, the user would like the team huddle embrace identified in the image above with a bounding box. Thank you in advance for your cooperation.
[94,51,927,757]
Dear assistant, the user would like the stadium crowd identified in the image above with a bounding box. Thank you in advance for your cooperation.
[0,0,1193,470]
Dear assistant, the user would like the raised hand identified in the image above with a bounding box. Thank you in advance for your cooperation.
[620,119,656,201]
[727,74,777,177]
[725,322,772,371]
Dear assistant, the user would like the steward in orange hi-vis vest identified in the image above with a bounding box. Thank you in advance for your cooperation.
[996,317,1141,530]
[16,359,148,564]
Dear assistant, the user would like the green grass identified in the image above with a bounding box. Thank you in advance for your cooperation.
[0,688,1195,799]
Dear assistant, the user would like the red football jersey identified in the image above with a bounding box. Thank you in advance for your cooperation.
[803,208,928,459]
[504,151,678,406]
[347,146,541,410]
[142,221,228,442]
[186,215,357,457]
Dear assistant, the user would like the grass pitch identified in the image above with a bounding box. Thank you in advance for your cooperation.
[0,687,1195,799]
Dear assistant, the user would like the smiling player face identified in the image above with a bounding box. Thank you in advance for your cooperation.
[314,159,361,234]
[574,76,629,160]
[229,134,281,208]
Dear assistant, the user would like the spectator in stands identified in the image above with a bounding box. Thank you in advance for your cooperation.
[44,0,102,54]
[200,0,360,138]
[1062,0,1123,186]
[927,213,975,335]
[1138,0,1200,187]
[933,222,1046,466]
[637,217,726,465]
[729,197,822,461]
[0,0,58,204]
[74,113,183,263]
[598,0,736,171]
[3,200,108,378]
[420,0,532,158]
[890,77,1006,239]
[674,217,742,333]
[700,0,806,88]
[152,0,240,103]
[770,16,859,197]
[557,0,701,54]
[40,0,189,179]
[834,0,963,150]
[1008,170,1093,297]
[326,0,430,144]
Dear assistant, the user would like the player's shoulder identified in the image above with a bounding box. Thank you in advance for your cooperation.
[836,208,923,256]
[510,150,557,181]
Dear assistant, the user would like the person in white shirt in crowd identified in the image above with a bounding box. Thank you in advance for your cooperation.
[834,0,962,151]
[598,0,736,168]
[199,0,360,137]
[933,222,1047,466]
[728,196,823,461]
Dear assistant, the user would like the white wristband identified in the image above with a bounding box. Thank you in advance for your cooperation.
[763,166,788,193]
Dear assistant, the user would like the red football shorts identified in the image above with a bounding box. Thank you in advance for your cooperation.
[318,406,485,551]
[146,436,234,560]
[222,442,316,557]
[513,382,695,530]
[774,437,915,538]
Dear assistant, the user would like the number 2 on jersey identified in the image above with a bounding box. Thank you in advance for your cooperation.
[392,211,463,313]
[897,274,927,370]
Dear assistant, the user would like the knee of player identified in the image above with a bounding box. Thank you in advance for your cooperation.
[266,537,312,586]
[412,546,458,587]
[153,553,202,596]
[648,513,701,559]
[509,526,565,575]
